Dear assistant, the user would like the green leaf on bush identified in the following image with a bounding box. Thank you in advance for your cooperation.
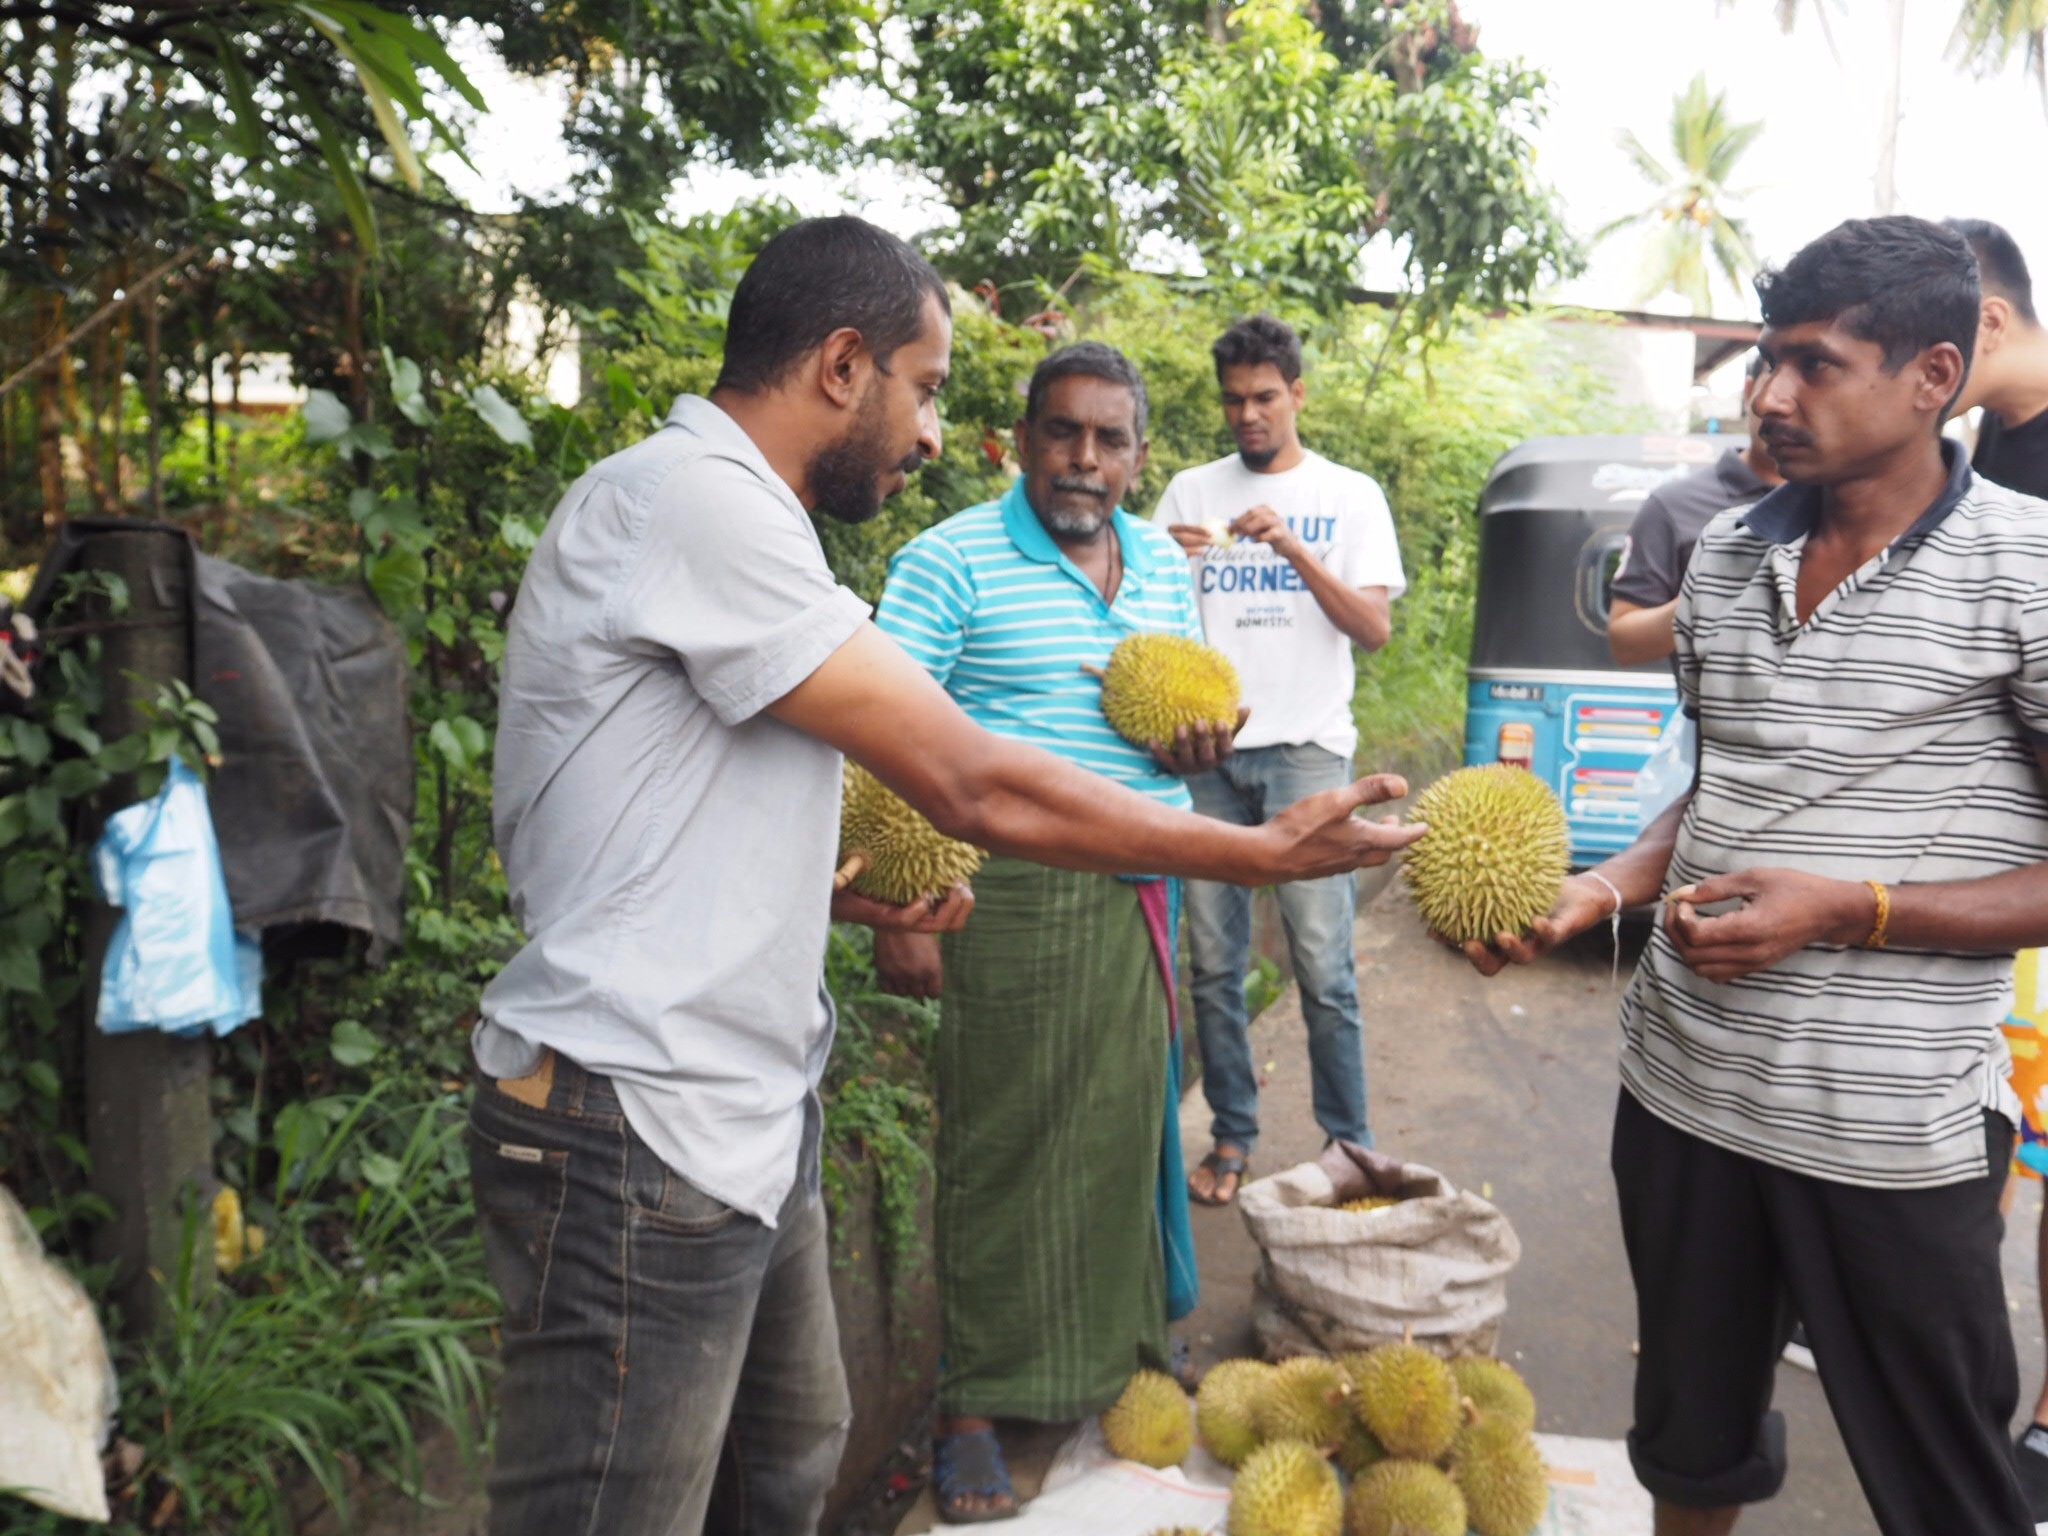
[2,856,42,908]
[0,796,25,848]
[10,719,49,768]
[365,545,427,616]
[464,384,533,447]
[303,388,352,443]
[23,1057,57,1099]
[428,718,465,770]
[48,759,109,799]
[359,1151,403,1189]
[450,716,487,764]
[330,1018,382,1067]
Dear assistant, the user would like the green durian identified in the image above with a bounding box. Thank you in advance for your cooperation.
[1229,1439,1343,1536]
[1253,1355,1353,1451]
[1100,1368,1194,1468]
[1092,632,1241,748]
[1197,1357,1273,1467]
[1452,1356,1537,1434]
[1344,1460,1468,1536]
[1334,1417,1388,1479]
[1400,763,1570,943]
[1351,1343,1461,1463]
[836,763,985,905]
[1452,1416,1550,1536]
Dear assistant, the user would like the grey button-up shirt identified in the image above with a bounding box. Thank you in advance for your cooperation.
[475,396,870,1224]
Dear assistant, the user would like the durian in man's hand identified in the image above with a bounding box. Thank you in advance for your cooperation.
[1401,764,1570,944]
[1086,632,1242,748]
[835,763,985,905]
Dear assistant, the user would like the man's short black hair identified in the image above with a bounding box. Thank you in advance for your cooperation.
[1753,216,1981,374]
[1946,217,2038,325]
[1024,341,1149,437]
[716,216,949,394]
[1212,313,1303,385]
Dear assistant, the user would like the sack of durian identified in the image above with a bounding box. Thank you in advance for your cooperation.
[1239,1141,1520,1361]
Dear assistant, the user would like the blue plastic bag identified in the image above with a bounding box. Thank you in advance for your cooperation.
[92,757,260,1036]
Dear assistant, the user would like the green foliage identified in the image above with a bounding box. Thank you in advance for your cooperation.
[885,0,1581,318]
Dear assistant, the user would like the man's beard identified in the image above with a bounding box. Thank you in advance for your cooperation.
[1041,475,1111,536]
[810,388,922,525]
[1237,443,1280,471]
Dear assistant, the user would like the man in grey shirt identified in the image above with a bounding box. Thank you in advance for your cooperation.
[1607,355,1779,668]
[470,217,1424,1536]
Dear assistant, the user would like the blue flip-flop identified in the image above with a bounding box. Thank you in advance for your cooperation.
[933,1427,1019,1524]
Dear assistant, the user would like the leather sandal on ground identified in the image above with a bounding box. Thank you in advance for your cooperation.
[1189,1148,1248,1207]
[933,1427,1018,1524]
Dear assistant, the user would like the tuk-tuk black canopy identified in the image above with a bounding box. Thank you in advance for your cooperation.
[1469,433,1732,677]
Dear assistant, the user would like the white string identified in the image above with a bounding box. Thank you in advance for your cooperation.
[1583,870,1625,987]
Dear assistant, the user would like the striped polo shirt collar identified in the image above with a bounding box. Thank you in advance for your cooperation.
[1737,436,1973,546]
[998,475,1161,581]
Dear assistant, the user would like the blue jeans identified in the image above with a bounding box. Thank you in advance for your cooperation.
[469,1053,850,1536]
[1185,743,1368,1155]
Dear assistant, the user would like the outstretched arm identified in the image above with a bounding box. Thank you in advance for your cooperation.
[768,622,1424,887]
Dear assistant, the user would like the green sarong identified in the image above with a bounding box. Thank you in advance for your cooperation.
[935,856,1169,1420]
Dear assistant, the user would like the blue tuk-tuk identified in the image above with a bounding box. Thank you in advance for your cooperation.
[1463,433,1727,867]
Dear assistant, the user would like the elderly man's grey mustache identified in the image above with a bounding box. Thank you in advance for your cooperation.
[1050,475,1111,498]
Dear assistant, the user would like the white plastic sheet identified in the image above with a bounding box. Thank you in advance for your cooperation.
[0,1185,114,1521]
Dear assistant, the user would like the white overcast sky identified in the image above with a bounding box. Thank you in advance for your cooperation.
[435,0,2048,320]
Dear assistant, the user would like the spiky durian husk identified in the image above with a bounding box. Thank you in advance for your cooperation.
[1229,1439,1343,1536]
[837,763,985,905]
[1100,1369,1194,1468]
[1252,1355,1353,1450]
[1197,1357,1273,1467]
[1344,1460,1468,1536]
[1096,632,1241,747]
[1400,764,1569,943]
[1451,1356,1537,1434]
[1350,1343,1461,1462]
[1452,1417,1550,1536]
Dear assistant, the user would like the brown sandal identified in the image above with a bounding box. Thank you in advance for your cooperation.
[1189,1149,1248,1207]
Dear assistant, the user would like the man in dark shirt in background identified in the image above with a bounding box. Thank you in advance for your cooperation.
[1948,216,2048,1523]
[1607,354,1780,667]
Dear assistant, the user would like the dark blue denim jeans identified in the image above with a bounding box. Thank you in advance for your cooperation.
[1185,743,1369,1154]
[468,1053,850,1536]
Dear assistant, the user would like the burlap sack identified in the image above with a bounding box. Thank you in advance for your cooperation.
[1239,1141,1519,1360]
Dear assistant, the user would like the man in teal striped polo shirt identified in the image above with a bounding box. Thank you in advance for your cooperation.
[874,343,1237,1521]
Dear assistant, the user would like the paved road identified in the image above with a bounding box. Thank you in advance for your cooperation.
[1177,879,2048,1536]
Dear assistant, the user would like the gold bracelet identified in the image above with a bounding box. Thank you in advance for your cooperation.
[1863,878,1891,949]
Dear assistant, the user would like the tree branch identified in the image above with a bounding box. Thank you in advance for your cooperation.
[0,243,202,403]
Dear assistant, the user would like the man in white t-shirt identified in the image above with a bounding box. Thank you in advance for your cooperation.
[1155,313,1407,1206]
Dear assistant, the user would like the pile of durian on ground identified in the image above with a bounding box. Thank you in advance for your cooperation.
[1108,1341,1548,1536]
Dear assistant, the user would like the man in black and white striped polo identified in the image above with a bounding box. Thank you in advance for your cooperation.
[1468,216,2046,1536]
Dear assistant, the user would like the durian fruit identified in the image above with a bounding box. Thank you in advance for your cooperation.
[1351,1342,1461,1462]
[1401,763,1570,943]
[1334,1417,1387,1479]
[1337,1195,1401,1214]
[1229,1439,1343,1536]
[1344,1460,1468,1536]
[1197,1357,1273,1467]
[1100,1369,1194,1468]
[1090,632,1242,748]
[1452,1355,1537,1434]
[835,763,985,905]
[1452,1416,1550,1536]
[1253,1354,1353,1451]
[1202,517,1238,550]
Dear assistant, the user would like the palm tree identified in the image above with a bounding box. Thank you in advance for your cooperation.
[1766,0,2048,212]
[1597,74,1762,316]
